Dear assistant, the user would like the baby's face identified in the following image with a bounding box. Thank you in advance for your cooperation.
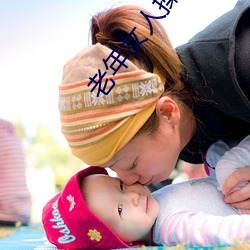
[84,175,160,244]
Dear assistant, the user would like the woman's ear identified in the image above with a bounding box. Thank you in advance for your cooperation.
[156,96,180,126]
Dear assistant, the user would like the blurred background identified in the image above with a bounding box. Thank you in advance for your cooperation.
[0,0,238,223]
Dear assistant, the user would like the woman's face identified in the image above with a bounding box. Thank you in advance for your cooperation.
[100,119,182,186]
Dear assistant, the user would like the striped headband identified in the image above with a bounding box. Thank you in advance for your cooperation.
[59,43,165,165]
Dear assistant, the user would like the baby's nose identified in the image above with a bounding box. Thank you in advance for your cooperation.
[126,191,140,206]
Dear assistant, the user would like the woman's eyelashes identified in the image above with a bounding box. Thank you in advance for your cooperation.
[120,180,124,191]
[118,180,124,216]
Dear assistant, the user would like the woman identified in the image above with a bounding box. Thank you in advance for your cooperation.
[59,0,250,211]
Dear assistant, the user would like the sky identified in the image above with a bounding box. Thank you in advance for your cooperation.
[0,0,238,140]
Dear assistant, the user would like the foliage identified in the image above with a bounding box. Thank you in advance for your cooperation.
[14,120,85,191]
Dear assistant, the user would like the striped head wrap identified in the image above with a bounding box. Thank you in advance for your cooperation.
[59,43,165,165]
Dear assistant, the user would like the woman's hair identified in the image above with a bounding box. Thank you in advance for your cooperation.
[91,5,193,135]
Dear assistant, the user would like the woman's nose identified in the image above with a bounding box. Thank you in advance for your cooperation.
[112,168,139,185]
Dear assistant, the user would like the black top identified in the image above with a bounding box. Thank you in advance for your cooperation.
[176,0,250,164]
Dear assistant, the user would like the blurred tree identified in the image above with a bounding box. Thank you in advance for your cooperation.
[14,120,85,191]
[14,118,26,139]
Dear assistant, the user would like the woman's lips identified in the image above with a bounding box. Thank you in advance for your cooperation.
[143,177,154,186]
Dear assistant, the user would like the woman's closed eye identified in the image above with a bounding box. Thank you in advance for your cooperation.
[120,180,124,191]
[118,180,124,216]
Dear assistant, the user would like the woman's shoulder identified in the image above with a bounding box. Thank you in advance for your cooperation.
[176,0,250,123]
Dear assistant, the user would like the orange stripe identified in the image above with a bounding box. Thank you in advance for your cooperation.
[60,96,158,123]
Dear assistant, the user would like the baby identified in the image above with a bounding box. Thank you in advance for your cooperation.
[42,135,250,249]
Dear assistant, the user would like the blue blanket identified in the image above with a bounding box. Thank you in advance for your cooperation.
[0,225,232,250]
